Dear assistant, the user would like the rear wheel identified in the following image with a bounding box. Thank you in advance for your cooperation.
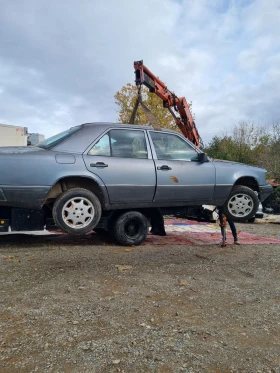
[53,188,101,236]
[112,211,148,246]
[223,185,259,222]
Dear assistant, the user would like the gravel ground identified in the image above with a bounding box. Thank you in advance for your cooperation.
[0,221,280,373]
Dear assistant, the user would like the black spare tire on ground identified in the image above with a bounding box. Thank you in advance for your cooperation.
[223,185,259,222]
[53,188,101,236]
[111,211,148,246]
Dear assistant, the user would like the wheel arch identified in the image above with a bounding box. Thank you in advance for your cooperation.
[234,176,259,193]
[44,176,109,208]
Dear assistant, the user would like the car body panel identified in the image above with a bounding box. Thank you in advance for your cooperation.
[0,186,50,210]
[258,185,273,202]
[0,122,273,212]
[146,130,216,202]
[82,126,156,203]
[0,145,109,209]
[212,160,269,199]
[0,147,88,187]
[152,159,216,201]
[83,154,156,203]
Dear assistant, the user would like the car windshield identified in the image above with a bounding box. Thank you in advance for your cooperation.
[37,126,81,149]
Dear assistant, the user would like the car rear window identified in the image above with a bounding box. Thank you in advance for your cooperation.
[37,126,82,149]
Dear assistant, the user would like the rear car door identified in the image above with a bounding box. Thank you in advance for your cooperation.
[148,131,216,203]
[83,128,156,203]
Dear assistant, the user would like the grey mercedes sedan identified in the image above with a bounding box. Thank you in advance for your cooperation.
[0,122,272,245]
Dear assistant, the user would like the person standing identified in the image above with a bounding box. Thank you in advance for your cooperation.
[218,206,240,245]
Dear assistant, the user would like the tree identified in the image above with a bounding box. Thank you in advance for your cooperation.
[205,121,269,166]
[260,121,280,178]
[114,83,193,132]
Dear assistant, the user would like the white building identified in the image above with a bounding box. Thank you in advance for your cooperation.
[0,123,28,146]
[0,124,45,147]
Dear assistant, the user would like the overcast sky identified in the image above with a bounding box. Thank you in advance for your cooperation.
[0,0,280,145]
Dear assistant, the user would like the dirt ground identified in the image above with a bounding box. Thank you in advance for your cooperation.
[0,221,280,373]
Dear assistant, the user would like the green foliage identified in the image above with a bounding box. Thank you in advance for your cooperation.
[205,121,280,178]
[263,186,280,213]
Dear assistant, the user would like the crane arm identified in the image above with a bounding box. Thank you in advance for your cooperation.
[133,60,203,148]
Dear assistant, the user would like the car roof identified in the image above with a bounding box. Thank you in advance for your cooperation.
[52,122,192,154]
[81,122,152,130]
[80,122,180,135]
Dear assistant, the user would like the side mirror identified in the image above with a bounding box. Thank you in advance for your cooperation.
[198,152,209,163]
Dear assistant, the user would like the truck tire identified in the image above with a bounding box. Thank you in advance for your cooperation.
[223,185,259,222]
[112,211,148,246]
[53,188,101,236]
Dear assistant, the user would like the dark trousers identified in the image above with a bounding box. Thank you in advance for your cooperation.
[150,208,166,236]
[218,210,237,241]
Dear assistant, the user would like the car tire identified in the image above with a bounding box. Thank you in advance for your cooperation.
[247,217,256,223]
[223,185,259,222]
[53,188,101,236]
[111,211,148,246]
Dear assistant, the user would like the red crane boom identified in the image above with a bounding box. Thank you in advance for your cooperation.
[133,60,203,148]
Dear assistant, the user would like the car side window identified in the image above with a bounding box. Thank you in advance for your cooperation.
[150,131,198,161]
[88,133,110,156]
[88,129,148,159]
[110,129,148,158]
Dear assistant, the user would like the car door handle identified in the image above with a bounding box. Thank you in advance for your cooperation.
[90,162,108,168]
[157,165,172,170]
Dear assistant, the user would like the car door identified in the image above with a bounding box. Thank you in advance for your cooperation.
[83,128,156,203]
[148,131,216,203]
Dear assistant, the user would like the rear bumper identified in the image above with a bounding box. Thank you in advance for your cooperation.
[259,184,273,202]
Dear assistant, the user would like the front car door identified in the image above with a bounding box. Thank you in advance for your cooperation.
[83,128,156,203]
[148,131,216,204]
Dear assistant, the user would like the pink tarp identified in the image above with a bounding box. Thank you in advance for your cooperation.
[144,219,280,246]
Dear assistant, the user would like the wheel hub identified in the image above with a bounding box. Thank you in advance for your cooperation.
[62,197,95,229]
[228,193,254,218]
[124,220,140,237]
